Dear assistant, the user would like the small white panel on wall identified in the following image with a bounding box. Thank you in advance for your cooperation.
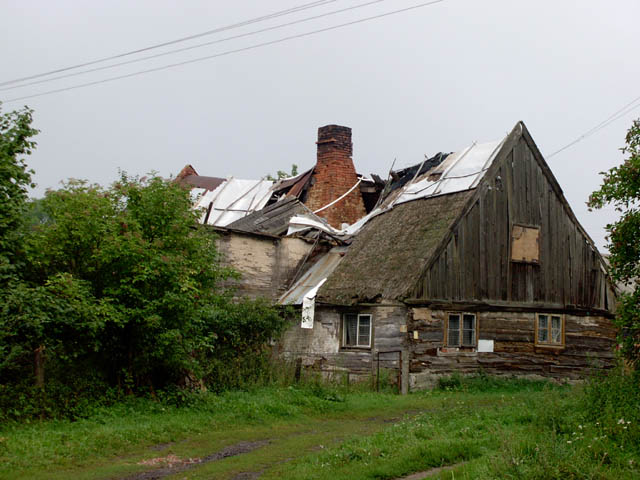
[299,278,327,329]
[301,296,315,329]
[478,339,494,353]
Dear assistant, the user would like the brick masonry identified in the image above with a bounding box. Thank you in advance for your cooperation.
[305,125,367,228]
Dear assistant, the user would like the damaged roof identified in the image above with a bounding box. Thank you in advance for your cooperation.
[226,196,313,236]
[279,246,347,305]
[317,190,473,305]
[194,178,274,227]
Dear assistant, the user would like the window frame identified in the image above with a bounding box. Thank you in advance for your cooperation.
[534,313,565,347]
[444,312,478,348]
[342,313,373,349]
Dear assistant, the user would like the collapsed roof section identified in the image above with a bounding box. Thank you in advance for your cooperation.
[177,125,511,306]
[178,126,508,240]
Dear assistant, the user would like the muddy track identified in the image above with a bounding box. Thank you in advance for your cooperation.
[119,440,269,480]
[394,462,466,480]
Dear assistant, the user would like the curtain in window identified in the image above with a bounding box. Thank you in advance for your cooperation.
[345,314,358,346]
[551,316,561,343]
[538,315,549,343]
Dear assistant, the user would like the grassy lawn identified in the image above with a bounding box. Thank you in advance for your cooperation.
[0,378,638,479]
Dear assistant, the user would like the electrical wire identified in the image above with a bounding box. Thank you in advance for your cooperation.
[0,0,390,93]
[1,0,446,104]
[547,95,640,159]
[0,0,339,87]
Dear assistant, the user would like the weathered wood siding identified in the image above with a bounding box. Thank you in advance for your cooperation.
[408,308,616,387]
[414,134,614,311]
[279,305,408,377]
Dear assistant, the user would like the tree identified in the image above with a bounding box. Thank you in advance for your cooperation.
[589,118,640,368]
[265,163,298,181]
[0,106,289,419]
[3,173,288,396]
[0,105,38,282]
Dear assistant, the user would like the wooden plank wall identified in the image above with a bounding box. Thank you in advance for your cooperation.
[409,309,616,380]
[415,136,612,310]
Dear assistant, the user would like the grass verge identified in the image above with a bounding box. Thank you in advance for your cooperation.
[0,374,638,479]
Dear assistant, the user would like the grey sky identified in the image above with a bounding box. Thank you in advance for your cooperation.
[2,0,639,251]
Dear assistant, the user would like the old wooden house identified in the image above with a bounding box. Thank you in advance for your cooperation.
[184,122,618,389]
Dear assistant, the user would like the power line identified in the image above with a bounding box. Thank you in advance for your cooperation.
[1,0,390,93]
[547,95,640,159]
[0,0,339,87]
[2,0,446,104]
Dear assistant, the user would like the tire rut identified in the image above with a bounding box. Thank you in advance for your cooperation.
[118,440,269,480]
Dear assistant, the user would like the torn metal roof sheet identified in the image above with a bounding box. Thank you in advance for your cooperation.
[278,246,347,305]
[226,197,313,236]
[195,177,274,227]
[181,174,225,191]
[392,137,506,206]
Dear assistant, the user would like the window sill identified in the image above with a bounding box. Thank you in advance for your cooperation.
[534,344,565,351]
[437,347,477,356]
[340,346,372,352]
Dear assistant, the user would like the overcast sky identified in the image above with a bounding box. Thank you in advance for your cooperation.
[2,0,639,251]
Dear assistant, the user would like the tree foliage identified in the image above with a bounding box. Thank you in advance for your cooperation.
[0,107,290,418]
[0,105,38,281]
[589,119,640,368]
[265,163,298,181]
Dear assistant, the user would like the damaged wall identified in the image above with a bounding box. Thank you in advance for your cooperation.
[215,229,313,300]
[279,304,409,380]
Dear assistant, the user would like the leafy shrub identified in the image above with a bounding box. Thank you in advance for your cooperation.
[437,373,463,391]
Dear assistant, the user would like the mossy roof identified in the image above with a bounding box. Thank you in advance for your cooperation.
[317,190,472,305]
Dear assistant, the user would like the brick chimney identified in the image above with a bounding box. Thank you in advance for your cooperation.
[304,125,367,228]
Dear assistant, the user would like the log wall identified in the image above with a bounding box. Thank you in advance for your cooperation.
[408,307,616,388]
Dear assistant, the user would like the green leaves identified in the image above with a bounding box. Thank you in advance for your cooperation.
[589,118,640,368]
[0,106,287,417]
[0,105,39,281]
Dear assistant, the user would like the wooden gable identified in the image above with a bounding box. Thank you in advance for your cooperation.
[411,122,615,313]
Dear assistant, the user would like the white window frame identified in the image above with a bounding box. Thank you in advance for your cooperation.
[342,313,372,348]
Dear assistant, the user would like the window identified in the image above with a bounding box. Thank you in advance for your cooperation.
[511,224,540,263]
[535,314,564,346]
[343,314,372,348]
[446,313,477,347]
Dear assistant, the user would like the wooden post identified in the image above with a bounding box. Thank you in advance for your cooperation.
[294,358,302,383]
[34,345,45,389]
[376,352,380,392]
[401,349,409,395]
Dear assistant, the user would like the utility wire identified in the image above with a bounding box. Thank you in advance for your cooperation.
[2,0,446,104]
[547,95,640,159]
[0,0,339,87]
[1,0,390,92]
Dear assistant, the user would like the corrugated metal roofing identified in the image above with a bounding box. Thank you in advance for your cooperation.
[278,246,347,305]
[392,137,506,206]
[194,177,274,227]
